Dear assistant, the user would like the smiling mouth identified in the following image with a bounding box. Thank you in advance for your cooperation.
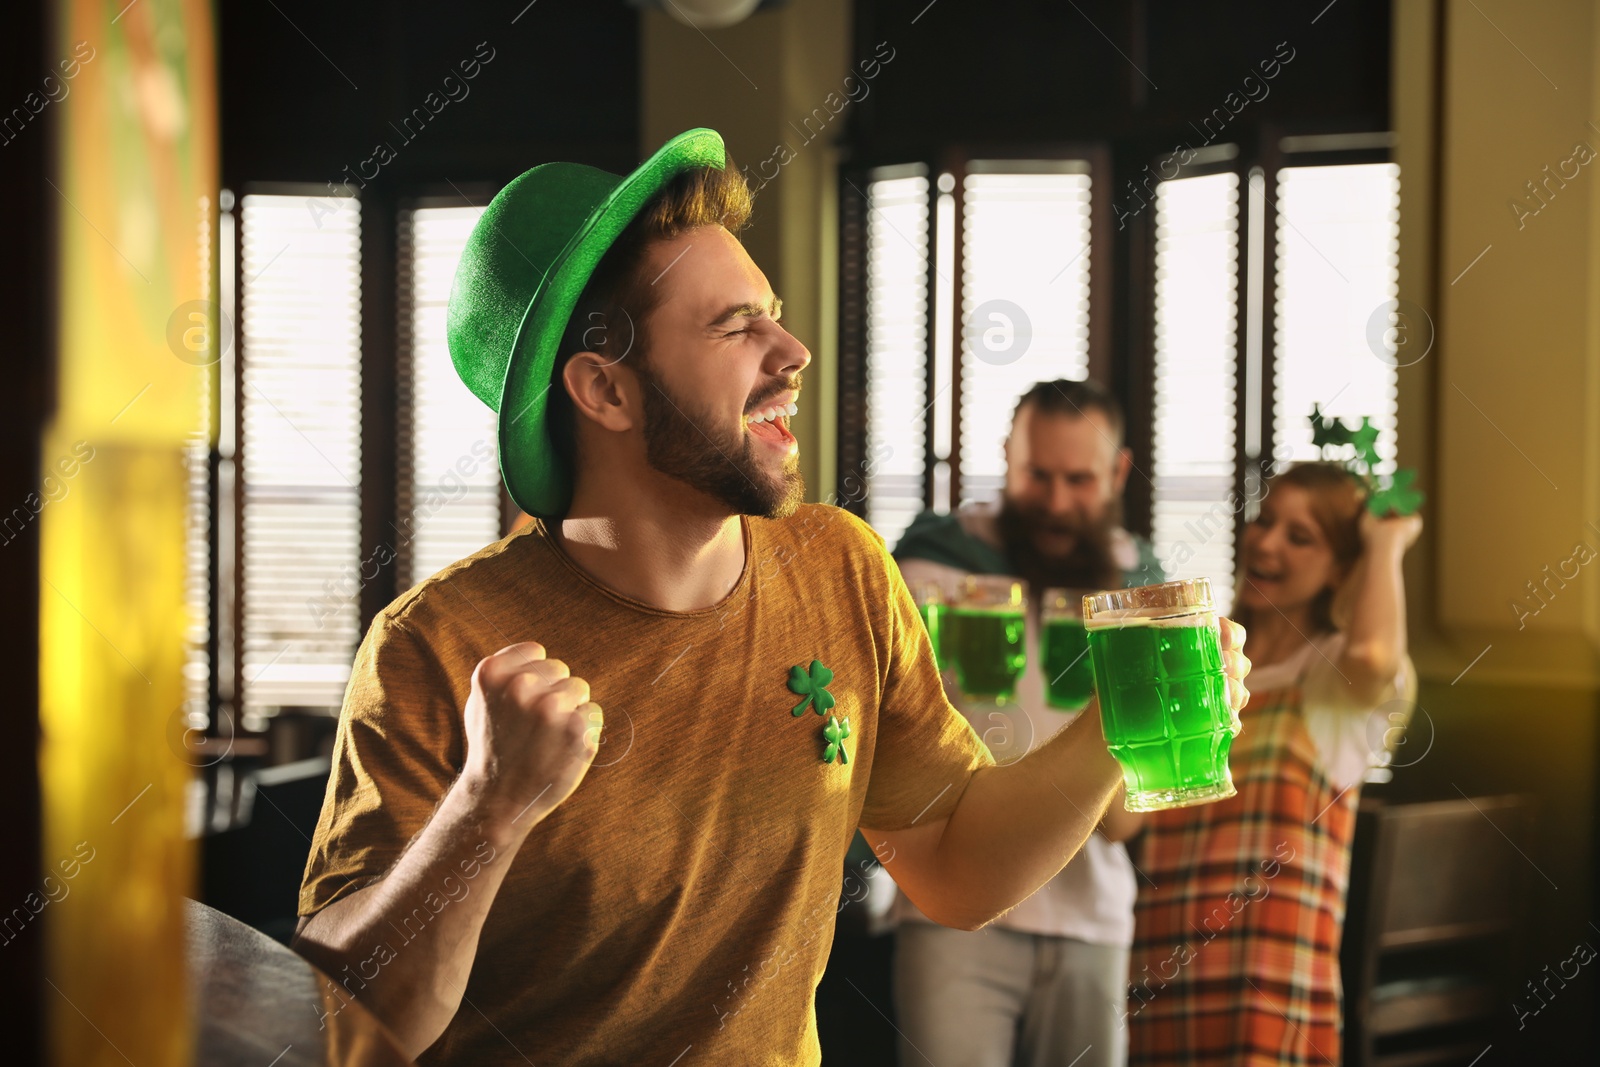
[1246,565,1284,583]
[746,413,795,445]
[744,395,798,446]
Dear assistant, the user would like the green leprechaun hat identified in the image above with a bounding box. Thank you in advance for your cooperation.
[446,128,729,517]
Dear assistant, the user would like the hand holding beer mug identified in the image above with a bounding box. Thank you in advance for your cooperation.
[1084,579,1247,812]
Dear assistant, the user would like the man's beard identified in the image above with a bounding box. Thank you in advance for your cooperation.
[635,360,805,519]
[996,494,1123,596]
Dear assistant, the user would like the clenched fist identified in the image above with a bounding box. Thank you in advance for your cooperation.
[461,641,601,831]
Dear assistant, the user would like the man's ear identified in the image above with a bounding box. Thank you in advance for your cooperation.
[562,351,639,434]
[1113,447,1133,495]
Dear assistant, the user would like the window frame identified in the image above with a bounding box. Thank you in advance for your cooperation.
[225,180,371,729]
[836,140,1114,524]
[840,128,1397,580]
[212,180,523,740]
[1131,127,1399,585]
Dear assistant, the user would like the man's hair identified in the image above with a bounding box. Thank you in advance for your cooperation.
[547,158,755,474]
[1011,378,1125,445]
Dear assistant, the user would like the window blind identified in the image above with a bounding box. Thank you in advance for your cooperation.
[861,168,932,548]
[397,204,501,589]
[958,163,1093,506]
[1271,163,1402,469]
[1150,172,1241,614]
[237,193,363,722]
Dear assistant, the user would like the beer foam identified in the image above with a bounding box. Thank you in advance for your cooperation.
[1083,609,1217,631]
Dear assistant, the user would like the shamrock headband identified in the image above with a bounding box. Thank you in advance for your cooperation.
[1307,405,1425,517]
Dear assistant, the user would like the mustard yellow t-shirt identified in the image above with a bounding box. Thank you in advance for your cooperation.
[298,503,993,1066]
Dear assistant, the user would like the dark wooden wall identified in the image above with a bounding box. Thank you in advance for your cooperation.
[847,0,1389,158]
[220,0,641,188]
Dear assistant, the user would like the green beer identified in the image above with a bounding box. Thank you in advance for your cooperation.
[1042,617,1095,709]
[948,607,1026,701]
[1084,580,1237,811]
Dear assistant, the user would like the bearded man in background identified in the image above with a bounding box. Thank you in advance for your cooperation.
[888,378,1162,1067]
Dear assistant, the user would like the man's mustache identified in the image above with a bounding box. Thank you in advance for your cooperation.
[1014,510,1091,537]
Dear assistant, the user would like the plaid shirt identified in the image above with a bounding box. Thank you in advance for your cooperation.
[1127,678,1359,1066]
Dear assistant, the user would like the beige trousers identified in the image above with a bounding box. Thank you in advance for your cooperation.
[893,921,1130,1067]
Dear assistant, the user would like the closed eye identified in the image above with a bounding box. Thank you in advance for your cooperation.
[710,295,783,333]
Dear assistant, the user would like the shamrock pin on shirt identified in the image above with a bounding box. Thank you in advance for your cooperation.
[787,659,850,764]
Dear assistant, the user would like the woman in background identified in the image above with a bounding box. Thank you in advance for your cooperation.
[1127,462,1422,1066]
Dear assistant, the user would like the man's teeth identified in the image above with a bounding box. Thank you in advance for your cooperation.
[748,401,798,424]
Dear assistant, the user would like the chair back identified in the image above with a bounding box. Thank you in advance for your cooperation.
[1342,794,1532,1066]
[201,756,333,944]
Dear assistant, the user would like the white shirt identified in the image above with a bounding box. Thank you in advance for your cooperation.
[1246,629,1417,790]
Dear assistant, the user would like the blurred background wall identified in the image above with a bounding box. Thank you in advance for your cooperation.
[1386,0,1600,1055]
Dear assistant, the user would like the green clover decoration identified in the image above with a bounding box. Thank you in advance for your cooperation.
[1368,467,1425,517]
[1348,419,1381,469]
[1309,403,1346,451]
[785,660,849,765]
[788,659,836,716]
[1306,406,1425,518]
[822,715,852,765]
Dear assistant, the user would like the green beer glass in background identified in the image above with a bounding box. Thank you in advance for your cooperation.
[1083,578,1240,812]
[948,575,1027,703]
[909,579,947,669]
[1040,588,1094,711]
